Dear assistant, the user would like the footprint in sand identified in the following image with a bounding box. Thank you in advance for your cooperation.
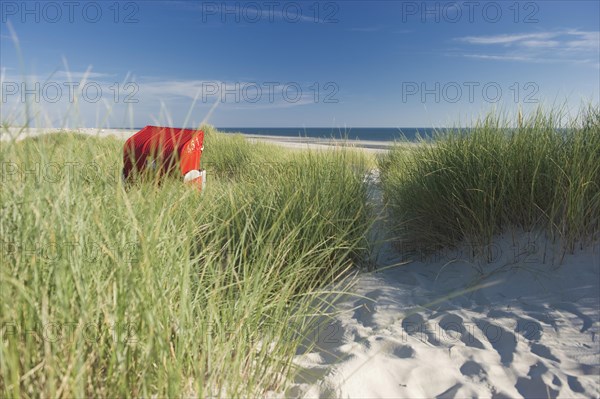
[366,337,417,359]
[390,343,415,359]
[578,363,600,376]
[438,313,485,349]
[566,374,585,394]
[401,312,441,346]
[521,304,560,332]
[515,362,559,399]
[475,318,517,366]
[352,289,382,328]
[550,302,594,333]
[460,360,486,381]
[516,318,543,341]
[552,374,562,387]
[530,342,560,362]
[487,309,544,341]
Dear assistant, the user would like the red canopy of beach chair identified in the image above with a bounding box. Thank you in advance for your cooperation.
[122,125,205,182]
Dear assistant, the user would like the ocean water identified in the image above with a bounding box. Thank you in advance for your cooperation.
[215,127,442,142]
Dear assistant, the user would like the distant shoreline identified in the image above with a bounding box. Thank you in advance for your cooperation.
[243,133,398,152]
[1,127,405,152]
[4,126,437,142]
[214,127,435,142]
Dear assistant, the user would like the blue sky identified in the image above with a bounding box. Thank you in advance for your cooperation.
[1,0,599,128]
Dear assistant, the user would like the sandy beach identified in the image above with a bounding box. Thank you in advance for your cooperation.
[271,172,600,398]
[244,134,397,153]
[286,233,600,398]
[1,127,397,153]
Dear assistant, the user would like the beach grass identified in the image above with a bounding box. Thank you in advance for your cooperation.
[4,106,598,396]
[0,129,371,397]
[378,106,600,258]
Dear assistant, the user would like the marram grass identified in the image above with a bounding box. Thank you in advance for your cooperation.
[379,106,600,257]
[4,106,598,396]
[0,129,371,397]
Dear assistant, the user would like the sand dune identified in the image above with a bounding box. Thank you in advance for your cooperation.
[5,127,598,398]
[283,176,600,399]
[287,240,599,398]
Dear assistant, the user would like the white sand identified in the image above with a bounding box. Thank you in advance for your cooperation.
[0,127,397,153]
[286,241,599,398]
[244,134,397,153]
[282,175,600,399]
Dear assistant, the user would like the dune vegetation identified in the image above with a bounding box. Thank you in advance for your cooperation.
[2,106,599,396]
[0,127,371,397]
[379,106,600,258]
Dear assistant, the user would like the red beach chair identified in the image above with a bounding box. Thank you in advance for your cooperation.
[123,125,205,189]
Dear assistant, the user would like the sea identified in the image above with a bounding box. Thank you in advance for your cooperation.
[115,127,450,142]
[214,127,443,142]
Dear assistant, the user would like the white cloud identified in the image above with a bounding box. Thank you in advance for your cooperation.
[521,40,560,48]
[1,70,319,128]
[456,30,600,66]
[564,30,600,49]
[459,32,558,45]
[53,70,115,80]
[463,54,533,62]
